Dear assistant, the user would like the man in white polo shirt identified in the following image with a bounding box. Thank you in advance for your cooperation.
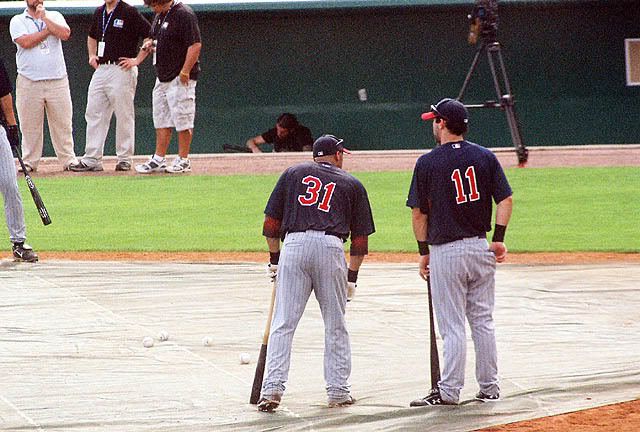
[9,0,79,172]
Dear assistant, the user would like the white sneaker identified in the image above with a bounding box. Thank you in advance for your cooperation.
[165,157,192,174]
[135,157,166,174]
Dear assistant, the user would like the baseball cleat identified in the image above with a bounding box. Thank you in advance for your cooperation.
[409,388,456,407]
[328,394,356,408]
[12,242,38,263]
[257,395,281,413]
[475,391,500,402]
[135,157,166,174]
[165,157,192,174]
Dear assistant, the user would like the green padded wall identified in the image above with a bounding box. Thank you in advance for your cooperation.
[0,0,638,157]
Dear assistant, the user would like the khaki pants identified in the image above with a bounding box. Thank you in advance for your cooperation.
[15,74,77,170]
[83,64,138,167]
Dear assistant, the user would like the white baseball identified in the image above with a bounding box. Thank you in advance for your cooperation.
[240,353,250,364]
[158,330,169,342]
[202,336,212,346]
[142,336,154,348]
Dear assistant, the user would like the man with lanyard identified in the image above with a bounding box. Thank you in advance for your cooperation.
[70,0,150,172]
[135,0,202,174]
[9,0,79,172]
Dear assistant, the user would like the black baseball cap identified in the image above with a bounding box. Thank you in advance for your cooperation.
[421,98,469,126]
[313,135,351,158]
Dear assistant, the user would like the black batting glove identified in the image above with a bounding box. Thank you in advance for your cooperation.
[5,125,20,156]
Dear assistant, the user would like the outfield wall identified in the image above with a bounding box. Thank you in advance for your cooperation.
[0,0,638,156]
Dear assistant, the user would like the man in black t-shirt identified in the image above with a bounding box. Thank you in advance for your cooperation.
[257,135,375,412]
[246,113,313,153]
[0,58,38,262]
[70,0,150,172]
[135,0,202,175]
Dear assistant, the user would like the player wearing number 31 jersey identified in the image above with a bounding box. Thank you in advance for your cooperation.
[407,98,513,406]
[258,134,375,412]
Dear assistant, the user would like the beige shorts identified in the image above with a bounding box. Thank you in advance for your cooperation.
[152,77,197,131]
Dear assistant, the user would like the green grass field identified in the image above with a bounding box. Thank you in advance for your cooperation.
[16,166,639,253]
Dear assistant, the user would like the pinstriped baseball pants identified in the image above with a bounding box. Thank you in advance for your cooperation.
[430,237,499,403]
[261,231,351,401]
[0,129,26,243]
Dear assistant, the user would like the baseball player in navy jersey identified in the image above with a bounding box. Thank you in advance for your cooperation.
[406,98,513,406]
[258,134,375,412]
[0,58,38,262]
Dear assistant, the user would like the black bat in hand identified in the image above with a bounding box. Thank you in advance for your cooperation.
[427,277,441,389]
[15,150,51,225]
[250,275,277,404]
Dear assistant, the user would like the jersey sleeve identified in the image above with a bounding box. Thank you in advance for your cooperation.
[490,154,512,203]
[264,169,289,220]
[406,156,429,213]
[349,180,375,237]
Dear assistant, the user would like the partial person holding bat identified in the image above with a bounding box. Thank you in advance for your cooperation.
[245,113,313,153]
[407,98,513,406]
[256,134,375,412]
[0,58,38,262]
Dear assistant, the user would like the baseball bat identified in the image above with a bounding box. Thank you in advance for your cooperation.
[223,143,252,153]
[249,275,277,404]
[427,277,441,390]
[15,150,51,226]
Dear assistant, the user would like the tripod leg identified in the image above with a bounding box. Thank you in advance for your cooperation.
[457,43,485,101]
[487,44,529,166]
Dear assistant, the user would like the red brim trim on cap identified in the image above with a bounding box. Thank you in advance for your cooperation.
[421,112,437,121]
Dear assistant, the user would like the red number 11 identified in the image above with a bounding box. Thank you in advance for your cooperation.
[451,166,480,204]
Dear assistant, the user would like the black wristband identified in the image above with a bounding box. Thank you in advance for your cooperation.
[417,240,429,256]
[492,224,507,242]
[347,269,358,283]
[269,251,280,265]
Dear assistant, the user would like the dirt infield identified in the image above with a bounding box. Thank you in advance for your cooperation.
[26,144,640,431]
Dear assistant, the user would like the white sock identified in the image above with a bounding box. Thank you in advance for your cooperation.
[152,154,165,163]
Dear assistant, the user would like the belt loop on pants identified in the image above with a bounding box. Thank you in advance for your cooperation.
[287,229,347,243]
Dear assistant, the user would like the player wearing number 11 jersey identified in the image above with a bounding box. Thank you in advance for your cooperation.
[258,134,375,412]
[407,98,513,406]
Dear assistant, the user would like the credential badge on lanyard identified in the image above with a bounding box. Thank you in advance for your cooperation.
[99,0,120,57]
[31,18,49,54]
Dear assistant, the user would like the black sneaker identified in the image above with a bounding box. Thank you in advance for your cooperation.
[476,391,500,402]
[12,242,38,262]
[257,394,281,413]
[409,389,456,407]
[69,160,103,172]
[115,161,131,171]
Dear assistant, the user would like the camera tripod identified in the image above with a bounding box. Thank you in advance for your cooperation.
[457,39,528,166]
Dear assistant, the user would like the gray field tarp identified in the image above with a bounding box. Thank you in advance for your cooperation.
[0,260,638,431]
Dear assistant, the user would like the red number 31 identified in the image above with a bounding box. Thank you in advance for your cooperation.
[451,166,480,204]
[298,175,336,212]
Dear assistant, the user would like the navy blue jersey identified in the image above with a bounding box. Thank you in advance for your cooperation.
[406,140,512,245]
[265,161,375,239]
